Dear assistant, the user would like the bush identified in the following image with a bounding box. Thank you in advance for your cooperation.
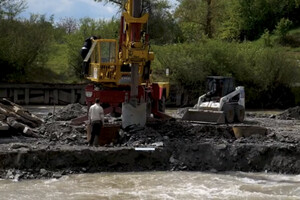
[275,18,293,44]
[0,16,53,82]
[153,40,299,108]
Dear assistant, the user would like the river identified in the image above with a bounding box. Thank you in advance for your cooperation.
[0,171,299,200]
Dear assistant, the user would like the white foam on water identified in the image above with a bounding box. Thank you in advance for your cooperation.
[1,172,300,200]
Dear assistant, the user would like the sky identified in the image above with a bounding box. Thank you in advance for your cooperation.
[20,0,118,20]
[20,0,178,21]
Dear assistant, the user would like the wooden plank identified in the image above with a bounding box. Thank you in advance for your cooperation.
[0,99,43,128]
[7,117,38,137]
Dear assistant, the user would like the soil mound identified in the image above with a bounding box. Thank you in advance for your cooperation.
[52,103,87,121]
[277,106,300,120]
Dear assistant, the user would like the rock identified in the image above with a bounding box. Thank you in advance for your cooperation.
[210,169,218,173]
[169,156,178,164]
[13,173,22,182]
[10,143,30,150]
[52,172,62,179]
[40,169,48,176]
[5,169,14,179]
[163,136,169,141]
[151,142,164,147]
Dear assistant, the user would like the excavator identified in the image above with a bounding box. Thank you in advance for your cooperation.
[81,0,170,134]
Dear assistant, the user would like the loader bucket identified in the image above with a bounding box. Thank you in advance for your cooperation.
[182,109,225,124]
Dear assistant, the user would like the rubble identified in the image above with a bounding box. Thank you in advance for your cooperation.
[1,102,300,180]
[38,121,87,145]
[48,103,87,121]
[277,106,300,120]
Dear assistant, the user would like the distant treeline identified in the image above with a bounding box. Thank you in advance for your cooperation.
[0,0,299,108]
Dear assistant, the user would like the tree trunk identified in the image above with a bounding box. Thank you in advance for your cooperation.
[205,0,213,38]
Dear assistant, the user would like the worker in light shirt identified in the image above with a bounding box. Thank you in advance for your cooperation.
[88,98,104,146]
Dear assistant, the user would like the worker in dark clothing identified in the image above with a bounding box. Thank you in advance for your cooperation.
[81,36,98,75]
[88,98,104,146]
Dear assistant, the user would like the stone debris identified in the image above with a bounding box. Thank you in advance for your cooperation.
[1,102,300,180]
[48,103,87,121]
[38,121,87,145]
[277,106,300,120]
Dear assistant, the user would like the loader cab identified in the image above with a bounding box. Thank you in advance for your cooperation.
[206,76,235,99]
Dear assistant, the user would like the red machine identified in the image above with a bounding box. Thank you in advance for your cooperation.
[82,0,170,128]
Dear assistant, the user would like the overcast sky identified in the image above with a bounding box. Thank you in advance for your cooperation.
[20,0,178,20]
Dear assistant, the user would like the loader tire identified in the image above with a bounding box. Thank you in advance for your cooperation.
[234,105,245,123]
[222,104,234,123]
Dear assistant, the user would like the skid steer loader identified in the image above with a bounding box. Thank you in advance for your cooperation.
[182,76,245,123]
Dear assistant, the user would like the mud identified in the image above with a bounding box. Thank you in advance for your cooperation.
[0,105,300,180]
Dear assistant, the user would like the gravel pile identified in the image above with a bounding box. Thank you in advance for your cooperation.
[49,103,87,121]
[38,103,88,145]
[277,106,300,120]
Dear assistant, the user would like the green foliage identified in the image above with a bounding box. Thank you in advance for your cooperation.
[174,0,300,41]
[275,18,293,42]
[237,0,300,40]
[218,0,242,41]
[175,0,227,40]
[0,0,27,20]
[0,14,54,82]
[147,1,182,44]
[153,40,299,107]
[261,29,273,47]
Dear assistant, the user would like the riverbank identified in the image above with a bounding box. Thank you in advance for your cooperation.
[0,110,300,180]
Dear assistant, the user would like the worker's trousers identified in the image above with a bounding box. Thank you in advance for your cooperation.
[89,120,103,145]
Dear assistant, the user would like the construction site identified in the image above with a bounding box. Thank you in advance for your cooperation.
[0,99,300,180]
[0,0,300,184]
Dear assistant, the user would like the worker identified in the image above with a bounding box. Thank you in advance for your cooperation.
[88,98,104,146]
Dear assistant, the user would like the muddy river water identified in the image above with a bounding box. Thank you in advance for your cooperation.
[1,171,300,200]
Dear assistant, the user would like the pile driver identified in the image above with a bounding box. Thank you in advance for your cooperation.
[82,0,169,129]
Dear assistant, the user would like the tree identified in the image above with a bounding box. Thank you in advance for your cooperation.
[237,0,300,40]
[175,0,227,40]
[0,14,54,82]
[0,0,27,20]
[275,18,293,42]
[94,0,124,6]
[56,17,78,35]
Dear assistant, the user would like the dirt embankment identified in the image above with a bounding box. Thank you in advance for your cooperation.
[0,104,300,180]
